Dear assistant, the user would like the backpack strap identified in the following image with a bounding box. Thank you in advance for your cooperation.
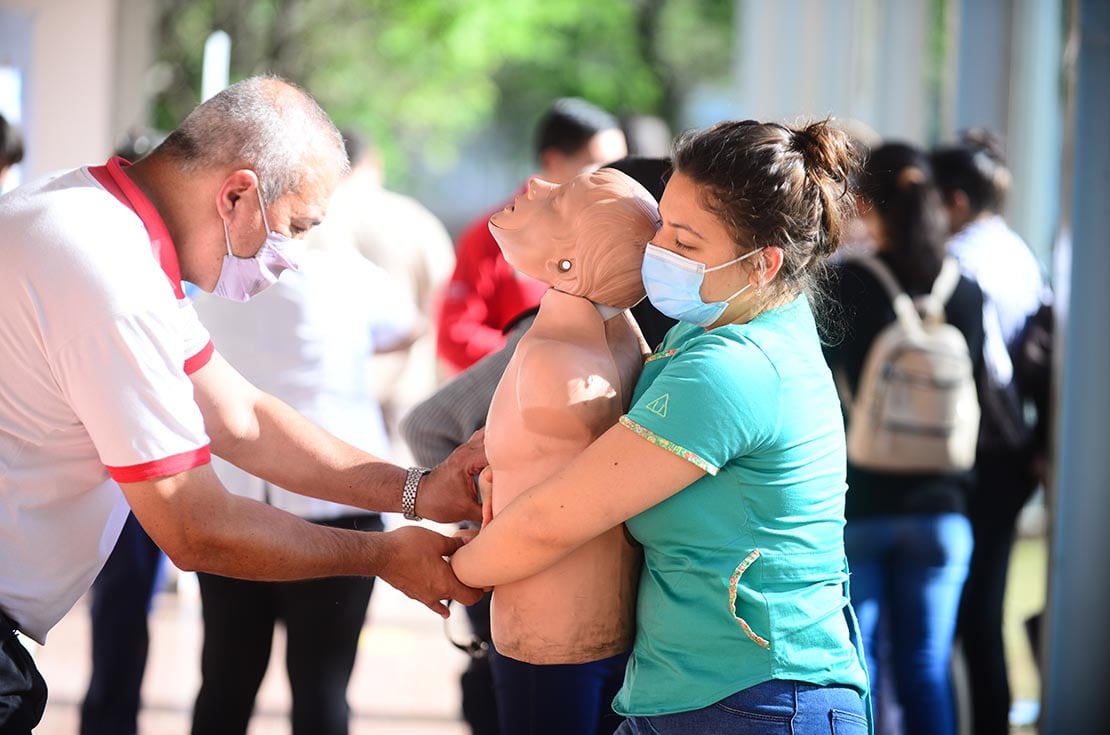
[851,255,925,337]
[918,258,961,325]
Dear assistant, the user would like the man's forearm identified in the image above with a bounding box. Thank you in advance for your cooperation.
[120,465,479,616]
[121,465,388,580]
[214,392,407,512]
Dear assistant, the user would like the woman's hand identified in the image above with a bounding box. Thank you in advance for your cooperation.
[478,466,494,528]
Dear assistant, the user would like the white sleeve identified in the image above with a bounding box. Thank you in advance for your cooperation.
[51,306,211,482]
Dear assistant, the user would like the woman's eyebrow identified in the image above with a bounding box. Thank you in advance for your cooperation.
[670,221,706,241]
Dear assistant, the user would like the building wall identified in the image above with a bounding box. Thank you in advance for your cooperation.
[734,0,936,144]
[0,0,119,177]
[733,0,1064,268]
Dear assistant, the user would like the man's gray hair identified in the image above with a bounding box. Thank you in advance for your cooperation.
[155,75,348,204]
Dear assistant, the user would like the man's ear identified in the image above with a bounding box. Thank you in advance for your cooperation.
[215,169,260,221]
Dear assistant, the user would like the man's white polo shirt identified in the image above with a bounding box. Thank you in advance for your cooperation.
[0,157,213,643]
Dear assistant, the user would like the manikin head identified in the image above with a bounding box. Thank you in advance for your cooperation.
[488,168,660,309]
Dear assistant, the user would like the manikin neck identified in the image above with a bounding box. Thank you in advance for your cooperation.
[547,287,625,321]
[593,302,625,321]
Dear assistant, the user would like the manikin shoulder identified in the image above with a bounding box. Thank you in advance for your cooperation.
[509,334,622,440]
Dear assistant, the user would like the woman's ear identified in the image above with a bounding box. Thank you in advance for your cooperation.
[753,246,784,288]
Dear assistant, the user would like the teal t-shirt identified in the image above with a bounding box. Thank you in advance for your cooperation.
[613,295,869,716]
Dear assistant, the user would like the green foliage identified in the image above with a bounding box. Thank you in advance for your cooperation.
[148,0,734,174]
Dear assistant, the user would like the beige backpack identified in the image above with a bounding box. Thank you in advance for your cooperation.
[841,256,980,473]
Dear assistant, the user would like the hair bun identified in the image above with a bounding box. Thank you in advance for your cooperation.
[789,119,861,258]
[961,127,1006,164]
[790,120,858,182]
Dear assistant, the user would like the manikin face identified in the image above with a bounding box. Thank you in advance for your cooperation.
[488,168,659,307]
[489,172,600,281]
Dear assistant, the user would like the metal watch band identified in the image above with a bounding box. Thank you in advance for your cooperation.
[402,466,431,521]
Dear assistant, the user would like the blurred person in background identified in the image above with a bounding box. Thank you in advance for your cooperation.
[932,130,1050,735]
[0,76,482,734]
[436,97,627,373]
[190,176,421,734]
[326,129,455,462]
[824,142,986,735]
[0,113,24,192]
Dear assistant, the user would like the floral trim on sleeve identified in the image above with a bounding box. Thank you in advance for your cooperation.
[644,348,677,364]
[618,416,719,476]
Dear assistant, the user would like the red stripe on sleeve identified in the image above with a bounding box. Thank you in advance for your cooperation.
[184,341,215,375]
[106,446,211,483]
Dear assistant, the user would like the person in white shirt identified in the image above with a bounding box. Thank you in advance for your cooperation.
[0,76,483,733]
[190,220,421,735]
[931,130,1049,735]
[327,129,456,463]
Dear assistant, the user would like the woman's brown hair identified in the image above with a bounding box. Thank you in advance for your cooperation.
[671,118,861,301]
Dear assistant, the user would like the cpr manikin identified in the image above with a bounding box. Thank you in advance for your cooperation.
[483,167,660,664]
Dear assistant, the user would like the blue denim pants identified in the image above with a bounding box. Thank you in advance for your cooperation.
[615,679,867,734]
[844,512,973,735]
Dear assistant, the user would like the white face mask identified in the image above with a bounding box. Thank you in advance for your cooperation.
[641,244,764,327]
[214,184,300,302]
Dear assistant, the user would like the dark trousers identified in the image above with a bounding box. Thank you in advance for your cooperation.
[190,514,381,735]
[489,648,629,735]
[81,512,166,735]
[0,611,47,735]
[958,448,1038,735]
[461,593,499,735]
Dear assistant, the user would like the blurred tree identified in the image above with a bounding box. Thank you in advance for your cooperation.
[148,0,732,175]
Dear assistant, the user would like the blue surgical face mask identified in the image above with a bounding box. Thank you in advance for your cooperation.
[641,243,764,327]
[214,185,300,302]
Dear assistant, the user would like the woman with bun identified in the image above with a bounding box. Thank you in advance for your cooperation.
[453,119,871,734]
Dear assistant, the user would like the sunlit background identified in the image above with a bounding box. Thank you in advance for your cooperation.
[0,0,1106,733]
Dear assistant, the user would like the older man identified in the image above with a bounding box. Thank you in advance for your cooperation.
[0,76,482,732]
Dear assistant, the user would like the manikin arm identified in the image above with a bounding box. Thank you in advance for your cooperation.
[452,421,704,588]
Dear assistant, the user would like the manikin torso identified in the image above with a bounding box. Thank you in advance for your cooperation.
[485,288,645,663]
[481,168,658,664]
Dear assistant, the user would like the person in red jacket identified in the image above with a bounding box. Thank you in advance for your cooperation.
[437,98,628,372]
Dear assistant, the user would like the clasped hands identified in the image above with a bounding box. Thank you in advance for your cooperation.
[376,429,491,618]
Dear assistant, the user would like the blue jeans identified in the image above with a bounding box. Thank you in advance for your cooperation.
[615,679,867,734]
[489,648,628,735]
[844,513,972,735]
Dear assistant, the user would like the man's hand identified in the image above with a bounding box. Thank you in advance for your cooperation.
[415,428,487,523]
[377,526,482,617]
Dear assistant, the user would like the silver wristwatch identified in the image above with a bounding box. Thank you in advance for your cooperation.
[402,466,431,521]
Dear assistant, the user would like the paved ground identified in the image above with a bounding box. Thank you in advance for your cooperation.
[30,521,474,735]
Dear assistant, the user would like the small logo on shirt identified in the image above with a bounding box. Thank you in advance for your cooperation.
[646,394,669,418]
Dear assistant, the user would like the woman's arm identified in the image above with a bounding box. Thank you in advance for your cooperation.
[451,420,705,588]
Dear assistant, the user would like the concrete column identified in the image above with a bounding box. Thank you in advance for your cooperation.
[1041,0,1110,729]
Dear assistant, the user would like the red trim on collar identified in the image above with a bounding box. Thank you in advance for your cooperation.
[88,157,186,299]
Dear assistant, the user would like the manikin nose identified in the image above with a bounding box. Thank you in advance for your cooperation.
[526,176,556,198]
